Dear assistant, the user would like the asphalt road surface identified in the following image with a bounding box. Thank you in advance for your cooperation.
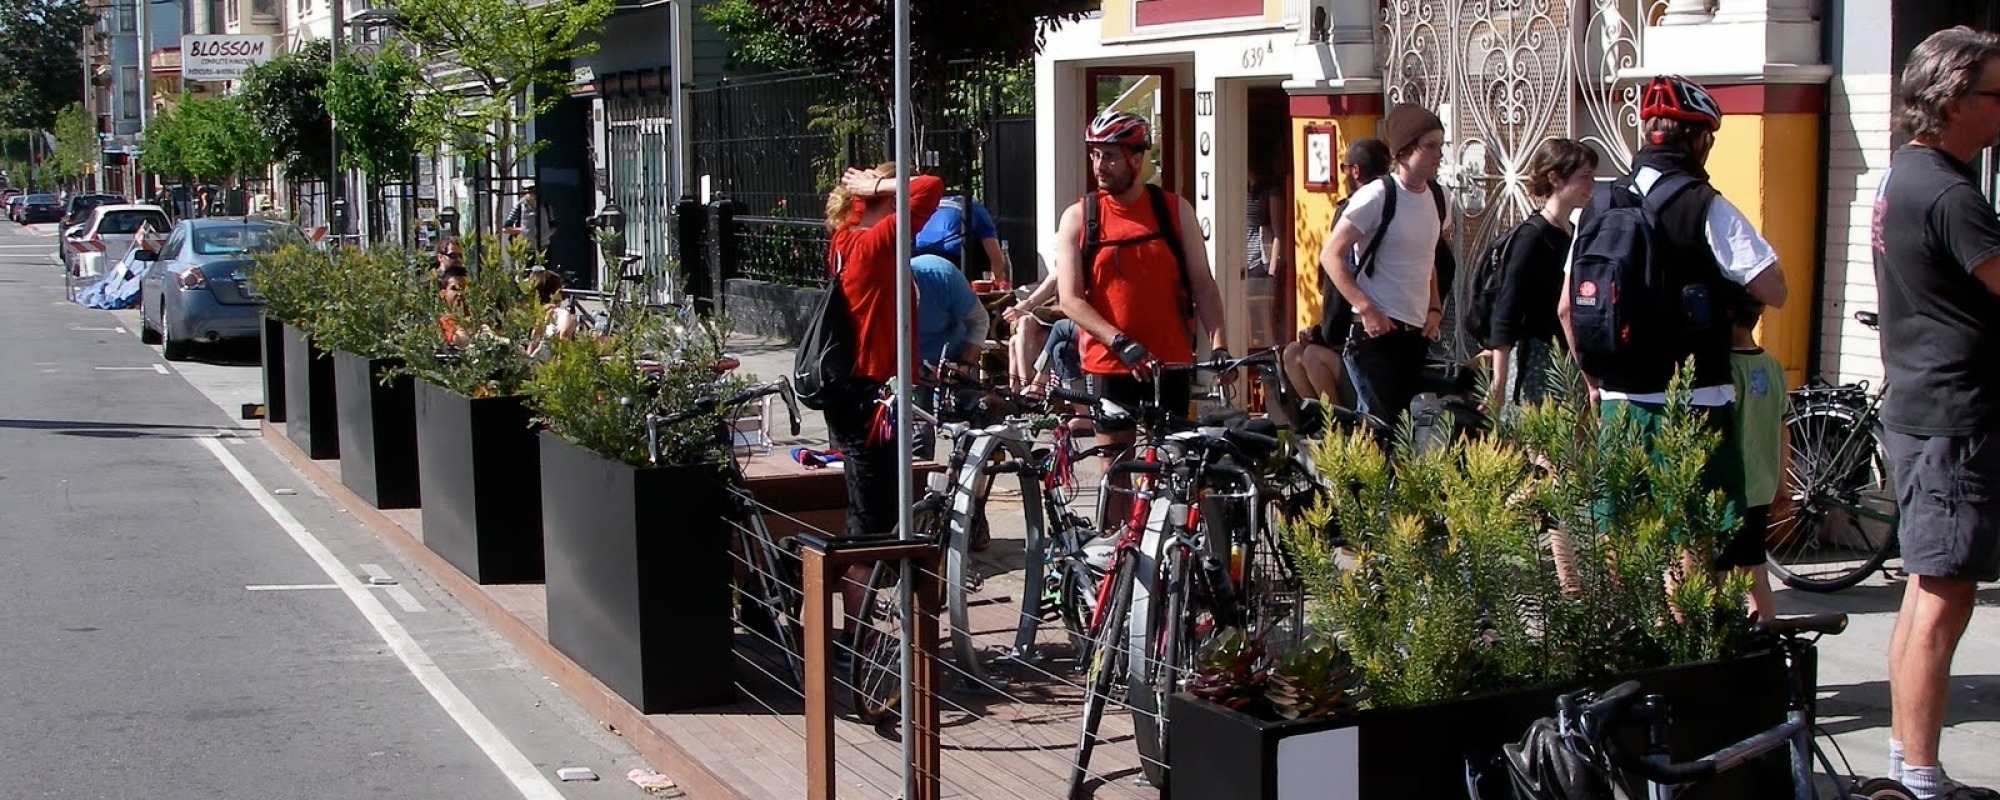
[0,219,667,799]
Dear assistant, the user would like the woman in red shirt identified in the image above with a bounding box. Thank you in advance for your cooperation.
[822,162,943,538]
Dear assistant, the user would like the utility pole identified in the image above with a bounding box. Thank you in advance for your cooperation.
[136,0,151,201]
[328,0,346,242]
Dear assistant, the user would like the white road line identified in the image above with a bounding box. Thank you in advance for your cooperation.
[118,327,129,334]
[70,326,122,331]
[93,366,156,371]
[197,437,566,800]
[152,364,169,375]
[386,586,427,613]
[246,583,342,591]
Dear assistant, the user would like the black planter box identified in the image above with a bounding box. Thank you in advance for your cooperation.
[1169,649,1793,799]
[539,432,734,713]
[260,316,287,423]
[415,379,542,584]
[280,324,338,460]
[333,352,420,509]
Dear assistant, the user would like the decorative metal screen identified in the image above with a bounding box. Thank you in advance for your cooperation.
[1381,0,1662,357]
[606,96,673,293]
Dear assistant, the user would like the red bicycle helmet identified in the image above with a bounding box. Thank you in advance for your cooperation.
[1085,109,1152,150]
[1640,75,1722,132]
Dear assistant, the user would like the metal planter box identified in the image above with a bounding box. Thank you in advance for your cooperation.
[415,379,543,584]
[260,316,287,423]
[1168,649,1794,799]
[280,323,338,460]
[333,352,420,510]
[539,431,734,714]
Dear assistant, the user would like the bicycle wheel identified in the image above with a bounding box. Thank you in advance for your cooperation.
[1068,555,1134,800]
[1767,402,1899,592]
[733,500,804,683]
[1129,543,1199,789]
[1052,517,1106,665]
[849,561,904,723]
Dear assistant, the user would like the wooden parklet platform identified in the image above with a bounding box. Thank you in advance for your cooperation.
[263,421,1156,800]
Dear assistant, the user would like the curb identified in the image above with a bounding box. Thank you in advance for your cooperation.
[261,421,745,800]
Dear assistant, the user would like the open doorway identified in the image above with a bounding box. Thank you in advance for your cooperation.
[1245,85,1293,350]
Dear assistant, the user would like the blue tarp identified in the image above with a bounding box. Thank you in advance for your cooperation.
[73,255,146,310]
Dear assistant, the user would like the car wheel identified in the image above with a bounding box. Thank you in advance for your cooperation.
[158,303,187,359]
[139,299,161,344]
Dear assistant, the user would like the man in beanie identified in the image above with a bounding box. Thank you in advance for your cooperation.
[1316,103,1449,421]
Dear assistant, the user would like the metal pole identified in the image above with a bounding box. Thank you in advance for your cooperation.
[891,0,916,797]
[136,0,150,199]
[329,0,344,241]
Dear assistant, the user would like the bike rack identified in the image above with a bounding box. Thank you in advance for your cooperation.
[796,534,944,800]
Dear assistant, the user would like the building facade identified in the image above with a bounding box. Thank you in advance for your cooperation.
[83,0,185,196]
[1036,0,1999,389]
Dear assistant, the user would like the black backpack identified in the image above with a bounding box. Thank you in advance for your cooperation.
[1462,214,1549,348]
[1564,173,1709,385]
[792,256,858,410]
[1319,175,1448,342]
[1080,183,1193,317]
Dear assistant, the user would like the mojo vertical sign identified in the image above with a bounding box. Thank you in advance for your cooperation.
[181,35,277,81]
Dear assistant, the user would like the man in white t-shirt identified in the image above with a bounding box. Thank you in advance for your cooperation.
[1317,104,1450,420]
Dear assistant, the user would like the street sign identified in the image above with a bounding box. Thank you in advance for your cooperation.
[181,35,278,81]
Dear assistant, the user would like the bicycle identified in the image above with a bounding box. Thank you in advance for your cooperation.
[644,377,807,684]
[1506,612,1912,800]
[1068,353,1312,795]
[1766,310,1900,592]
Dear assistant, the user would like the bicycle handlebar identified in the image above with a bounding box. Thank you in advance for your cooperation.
[644,378,801,462]
[1753,612,1848,638]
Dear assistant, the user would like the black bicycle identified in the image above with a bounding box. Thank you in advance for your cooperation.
[1767,310,1900,592]
[1504,613,1911,800]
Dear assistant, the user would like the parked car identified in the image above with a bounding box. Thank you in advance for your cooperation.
[0,188,22,208]
[5,193,26,222]
[63,204,170,277]
[62,193,126,228]
[137,217,295,360]
[17,193,63,224]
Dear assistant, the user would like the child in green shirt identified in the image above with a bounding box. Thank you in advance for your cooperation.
[1725,300,1785,620]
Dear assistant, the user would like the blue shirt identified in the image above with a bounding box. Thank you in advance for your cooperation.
[914,196,998,261]
[911,254,978,364]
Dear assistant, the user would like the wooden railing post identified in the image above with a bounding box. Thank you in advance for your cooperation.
[801,543,835,800]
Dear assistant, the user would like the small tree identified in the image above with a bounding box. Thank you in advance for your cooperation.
[386,0,614,235]
[318,48,426,181]
[140,94,272,184]
[48,102,96,185]
[239,41,335,184]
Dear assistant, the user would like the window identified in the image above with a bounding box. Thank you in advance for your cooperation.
[120,66,140,121]
[95,210,171,235]
[226,0,238,25]
[117,0,134,32]
[193,222,288,255]
[159,228,187,260]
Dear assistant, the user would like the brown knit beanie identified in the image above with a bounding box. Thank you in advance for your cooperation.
[1383,103,1445,158]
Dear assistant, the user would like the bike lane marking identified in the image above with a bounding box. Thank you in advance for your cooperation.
[196,435,566,800]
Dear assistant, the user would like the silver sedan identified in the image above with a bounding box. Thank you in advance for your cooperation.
[137,218,292,360]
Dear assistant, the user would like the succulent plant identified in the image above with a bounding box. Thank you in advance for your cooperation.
[1264,635,1365,721]
[1183,628,1268,712]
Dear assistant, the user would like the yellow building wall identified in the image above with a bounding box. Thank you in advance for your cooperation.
[1707,112,1821,389]
[1101,0,1131,38]
[1290,114,1380,333]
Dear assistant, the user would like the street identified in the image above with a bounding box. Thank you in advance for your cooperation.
[0,219,666,799]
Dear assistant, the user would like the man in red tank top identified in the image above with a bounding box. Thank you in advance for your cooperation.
[1053,110,1228,447]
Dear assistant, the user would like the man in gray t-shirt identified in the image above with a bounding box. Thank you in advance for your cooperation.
[504,182,554,259]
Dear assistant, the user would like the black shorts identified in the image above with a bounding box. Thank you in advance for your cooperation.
[1885,429,2000,582]
[1087,371,1192,418]
[1715,504,1770,570]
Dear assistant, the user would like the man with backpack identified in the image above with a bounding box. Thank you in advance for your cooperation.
[915,194,1006,278]
[1053,109,1228,442]
[1557,75,1789,558]
[1318,104,1451,421]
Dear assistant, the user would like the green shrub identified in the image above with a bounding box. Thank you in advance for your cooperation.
[521,310,745,467]
[1283,360,1752,711]
[247,242,333,329]
[394,236,545,398]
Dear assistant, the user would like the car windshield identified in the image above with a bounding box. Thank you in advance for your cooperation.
[25,194,55,203]
[192,223,288,255]
[97,210,170,235]
[74,195,122,208]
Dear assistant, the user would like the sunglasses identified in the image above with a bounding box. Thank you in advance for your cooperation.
[1976,90,2000,102]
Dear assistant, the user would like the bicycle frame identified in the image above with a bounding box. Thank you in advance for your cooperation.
[1790,382,1896,528]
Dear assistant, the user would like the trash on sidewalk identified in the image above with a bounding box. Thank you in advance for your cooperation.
[367,575,398,586]
[555,766,599,782]
[274,488,298,496]
[626,768,684,797]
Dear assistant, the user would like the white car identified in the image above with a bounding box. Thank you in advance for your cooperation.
[63,204,170,278]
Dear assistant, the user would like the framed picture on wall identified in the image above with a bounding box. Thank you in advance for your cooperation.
[1303,123,1336,192]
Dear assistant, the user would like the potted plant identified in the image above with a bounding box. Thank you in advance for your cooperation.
[397,236,548,584]
[250,242,339,458]
[524,309,745,714]
[315,243,430,509]
[1170,364,1788,798]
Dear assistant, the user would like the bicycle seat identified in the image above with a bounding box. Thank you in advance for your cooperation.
[1854,310,1879,330]
[1756,613,1848,638]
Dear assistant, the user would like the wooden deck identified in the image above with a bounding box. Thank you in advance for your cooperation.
[266,421,1157,800]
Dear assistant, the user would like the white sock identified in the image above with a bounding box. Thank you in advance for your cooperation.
[1890,738,1905,782]
[1902,764,1953,799]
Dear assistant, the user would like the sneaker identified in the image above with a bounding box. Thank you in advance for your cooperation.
[1936,785,2000,800]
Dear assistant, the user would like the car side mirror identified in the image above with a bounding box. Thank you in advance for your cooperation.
[64,226,84,238]
[131,250,158,263]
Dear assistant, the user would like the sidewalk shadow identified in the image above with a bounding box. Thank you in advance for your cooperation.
[1778,581,2000,616]
[0,418,242,440]
[1815,675,2000,737]
[180,339,261,366]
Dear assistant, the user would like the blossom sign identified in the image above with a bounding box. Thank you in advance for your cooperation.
[181,35,277,81]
